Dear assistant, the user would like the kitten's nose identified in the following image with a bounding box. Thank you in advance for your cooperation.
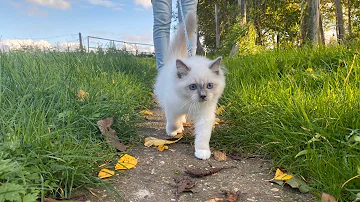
[200,95,207,100]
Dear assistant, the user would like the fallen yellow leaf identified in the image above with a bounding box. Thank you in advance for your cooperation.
[140,110,153,116]
[157,145,169,152]
[77,89,89,102]
[115,154,138,170]
[144,136,182,147]
[149,92,155,98]
[213,118,225,128]
[173,133,183,139]
[215,105,225,115]
[98,168,114,179]
[273,168,293,181]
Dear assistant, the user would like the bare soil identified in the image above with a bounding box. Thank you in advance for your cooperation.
[84,107,315,202]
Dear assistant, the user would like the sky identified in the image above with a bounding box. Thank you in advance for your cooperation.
[0,0,160,53]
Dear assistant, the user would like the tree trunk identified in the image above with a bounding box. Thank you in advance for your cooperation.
[300,0,308,45]
[319,12,325,45]
[335,0,345,42]
[308,0,320,44]
[347,0,352,37]
[238,0,247,25]
[215,4,220,48]
[254,0,263,45]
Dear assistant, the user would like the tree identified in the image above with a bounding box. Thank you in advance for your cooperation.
[335,0,345,42]
[197,0,239,52]
[300,0,323,45]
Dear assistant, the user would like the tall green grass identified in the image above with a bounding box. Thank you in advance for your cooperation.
[0,50,156,201]
[213,44,360,201]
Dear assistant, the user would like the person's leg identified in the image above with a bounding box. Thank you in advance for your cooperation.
[152,0,172,69]
[178,0,198,55]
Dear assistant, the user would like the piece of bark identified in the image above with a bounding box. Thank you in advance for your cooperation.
[184,166,236,178]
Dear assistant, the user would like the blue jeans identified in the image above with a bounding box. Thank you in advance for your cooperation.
[152,0,198,69]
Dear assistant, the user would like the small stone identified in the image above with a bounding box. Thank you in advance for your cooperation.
[271,188,280,192]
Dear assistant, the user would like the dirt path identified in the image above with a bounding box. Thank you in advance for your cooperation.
[85,107,315,202]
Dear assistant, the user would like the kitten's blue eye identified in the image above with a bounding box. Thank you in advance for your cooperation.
[189,84,197,90]
[207,83,214,89]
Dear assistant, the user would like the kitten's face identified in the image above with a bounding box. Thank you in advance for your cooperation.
[175,56,225,103]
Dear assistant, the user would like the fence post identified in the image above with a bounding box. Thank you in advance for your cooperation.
[79,32,83,52]
[87,36,90,53]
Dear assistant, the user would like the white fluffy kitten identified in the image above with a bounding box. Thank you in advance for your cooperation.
[154,12,226,160]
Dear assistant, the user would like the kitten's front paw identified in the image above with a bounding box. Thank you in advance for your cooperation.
[194,149,211,160]
[166,127,182,137]
[166,129,178,137]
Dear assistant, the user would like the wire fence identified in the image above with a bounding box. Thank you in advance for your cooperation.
[86,36,154,57]
[0,33,155,57]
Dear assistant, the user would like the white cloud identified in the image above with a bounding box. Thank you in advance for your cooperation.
[0,39,80,51]
[26,6,48,17]
[121,34,154,53]
[24,0,71,10]
[86,0,116,7]
[11,2,22,8]
[134,0,151,9]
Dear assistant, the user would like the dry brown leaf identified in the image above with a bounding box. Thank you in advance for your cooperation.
[97,117,127,152]
[173,176,196,200]
[115,154,138,170]
[321,193,337,202]
[140,109,153,116]
[98,168,115,179]
[205,190,241,202]
[213,151,227,161]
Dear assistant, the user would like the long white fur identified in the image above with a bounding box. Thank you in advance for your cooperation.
[155,12,226,160]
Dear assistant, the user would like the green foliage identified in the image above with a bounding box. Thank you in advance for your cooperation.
[213,44,360,201]
[198,0,360,55]
[0,51,156,200]
[218,21,263,56]
[198,0,239,52]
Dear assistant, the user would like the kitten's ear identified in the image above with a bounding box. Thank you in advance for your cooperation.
[209,56,222,75]
[176,59,190,78]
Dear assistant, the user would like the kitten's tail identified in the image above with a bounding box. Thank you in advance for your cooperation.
[166,12,197,60]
